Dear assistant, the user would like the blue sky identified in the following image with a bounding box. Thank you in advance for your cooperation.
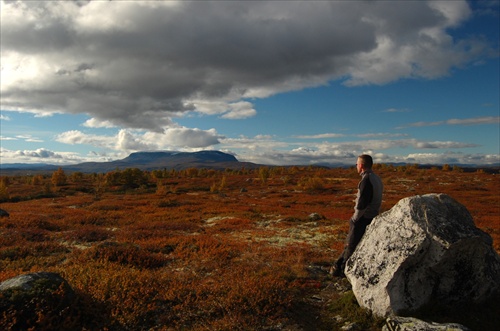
[1,0,499,166]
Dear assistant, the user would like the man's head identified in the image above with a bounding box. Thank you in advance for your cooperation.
[356,154,373,173]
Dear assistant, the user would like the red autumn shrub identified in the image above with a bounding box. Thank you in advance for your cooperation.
[75,242,170,269]
[0,166,498,329]
[63,225,112,243]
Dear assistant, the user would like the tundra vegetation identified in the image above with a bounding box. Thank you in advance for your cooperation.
[0,164,499,330]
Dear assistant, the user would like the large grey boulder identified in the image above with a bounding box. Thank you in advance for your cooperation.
[345,193,500,317]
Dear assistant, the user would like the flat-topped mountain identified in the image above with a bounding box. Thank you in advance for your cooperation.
[63,151,256,173]
[0,151,259,174]
[122,151,237,164]
[2,151,498,175]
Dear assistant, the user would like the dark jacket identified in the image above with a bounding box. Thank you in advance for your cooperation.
[352,169,383,222]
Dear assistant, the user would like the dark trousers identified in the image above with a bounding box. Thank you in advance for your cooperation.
[335,216,372,272]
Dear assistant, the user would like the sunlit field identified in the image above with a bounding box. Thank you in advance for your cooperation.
[1,165,499,330]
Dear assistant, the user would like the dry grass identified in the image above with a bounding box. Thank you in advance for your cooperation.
[0,165,499,330]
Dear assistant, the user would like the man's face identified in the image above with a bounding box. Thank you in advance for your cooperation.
[356,158,363,174]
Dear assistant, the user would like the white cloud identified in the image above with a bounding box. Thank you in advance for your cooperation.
[294,133,346,139]
[83,118,117,128]
[446,116,500,125]
[357,133,409,138]
[254,134,274,140]
[224,135,485,166]
[1,1,496,167]
[0,134,43,143]
[236,149,499,167]
[2,132,495,166]
[414,141,478,149]
[14,135,43,143]
[1,0,492,131]
[220,101,257,119]
[16,148,61,159]
[144,128,222,149]
[294,132,410,139]
[0,136,17,141]
[56,127,222,153]
[0,146,116,164]
[220,135,289,152]
[382,108,411,113]
[355,138,478,150]
[404,152,500,165]
[56,130,116,149]
[297,138,478,151]
[116,130,154,151]
[0,114,10,121]
[0,147,77,164]
[401,116,500,128]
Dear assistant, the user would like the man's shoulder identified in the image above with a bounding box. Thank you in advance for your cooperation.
[361,169,377,176]
[369,171,382,180]
[364,170,382,183]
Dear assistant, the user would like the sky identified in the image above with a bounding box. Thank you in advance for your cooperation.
[1,0,499,167]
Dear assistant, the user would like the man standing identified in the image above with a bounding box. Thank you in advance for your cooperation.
[331,154,383,277]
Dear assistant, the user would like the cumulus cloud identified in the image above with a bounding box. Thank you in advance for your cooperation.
[0,147,64,163]
[220,101,257,119]
[403,152,500,165]
[56,127,222,153]
[83,118,117,128]
[237,148,498,167]
[1,0,492,132]
[15,148,62,159]
[308,138,479,151]
[116,130,154,151]
[2,131,493,166]
[355,138,478,150]
[220,135,289,152]
[0,146,114,164]
[144,128,222,148]
[228,135,486,166]
[56,130,116,149]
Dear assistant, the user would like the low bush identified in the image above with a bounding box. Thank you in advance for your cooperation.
[74,242,170,269]
[63,226,112,243]
[0,166,497,330]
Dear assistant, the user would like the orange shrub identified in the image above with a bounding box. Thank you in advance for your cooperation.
[0,166,498,329]
[73,242,170,269]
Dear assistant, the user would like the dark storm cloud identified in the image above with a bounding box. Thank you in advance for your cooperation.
[1,0,491,131]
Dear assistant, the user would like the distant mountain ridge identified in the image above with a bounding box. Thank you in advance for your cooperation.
[122,151,237,164]
[1,151,258,174]
[1,151,498,174]
[65,151,258,173]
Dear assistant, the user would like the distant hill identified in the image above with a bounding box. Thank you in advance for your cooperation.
[1,151,498,175]
[0,163,54,170]
[1,151,260,174]
[65,151,257,173]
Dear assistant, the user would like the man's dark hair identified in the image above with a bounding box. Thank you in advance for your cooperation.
[358,154,373,168]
